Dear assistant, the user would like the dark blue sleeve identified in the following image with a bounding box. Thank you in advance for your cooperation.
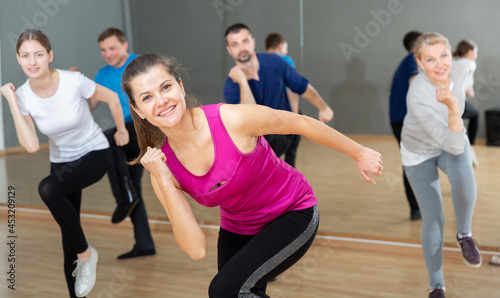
[280,55,296,68]
[408,55,419,77]
[223,76,241,104]
[276,56,308,95]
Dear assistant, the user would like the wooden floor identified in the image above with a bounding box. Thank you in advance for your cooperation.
[0,210,499,297]
[1,135,499,297]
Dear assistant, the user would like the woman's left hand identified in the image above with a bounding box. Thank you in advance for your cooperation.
[114,129,129,146]
[355,147,383,184]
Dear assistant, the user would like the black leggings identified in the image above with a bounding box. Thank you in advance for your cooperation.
[462,100,479,146]
[391,120,419,211]
[209,205,319,298]
[38,148,111,298]
[104,122,154,251]
[264,134,301,168]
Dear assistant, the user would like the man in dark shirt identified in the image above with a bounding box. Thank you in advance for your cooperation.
[389,31,422,220]
[223,23,333,167]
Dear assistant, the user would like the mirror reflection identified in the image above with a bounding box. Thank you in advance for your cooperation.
[1,0,499,252]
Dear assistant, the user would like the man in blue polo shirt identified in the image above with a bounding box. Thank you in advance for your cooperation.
[389,31,422,221]
[224,23,333,167]
[93,28,155,259]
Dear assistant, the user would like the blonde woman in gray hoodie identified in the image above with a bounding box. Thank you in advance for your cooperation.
[400,32,481,298]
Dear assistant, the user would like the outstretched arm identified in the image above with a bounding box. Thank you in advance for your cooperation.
[142,147,207,259]
[300,84,334,123]
[1,83,40,153]
[90,84,129,146]
[223,104,383,184]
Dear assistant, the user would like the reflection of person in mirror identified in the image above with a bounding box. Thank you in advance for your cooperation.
[0,29,128,298]
[388,31,422,221]
[265,32,301,169]
[223,23,334,168]
[122,53,383,297]
[401,32,481,298]
[453,39,480,167]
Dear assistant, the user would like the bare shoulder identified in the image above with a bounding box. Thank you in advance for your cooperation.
[220,103,271,121]
[219,103,246,127]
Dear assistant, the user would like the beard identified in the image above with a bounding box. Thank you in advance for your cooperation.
[236,51,252,63]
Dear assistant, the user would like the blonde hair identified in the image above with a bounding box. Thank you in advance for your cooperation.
[414,32,451,61]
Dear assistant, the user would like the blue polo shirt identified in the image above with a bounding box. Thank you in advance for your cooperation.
[279,54,296,68]
[223,53,308,111]
[95,53,139,123]
[389,52,419,123]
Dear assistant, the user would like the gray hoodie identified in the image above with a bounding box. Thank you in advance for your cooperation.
[401,61,468,165]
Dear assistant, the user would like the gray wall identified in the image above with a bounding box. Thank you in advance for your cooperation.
[132,0,500,137]
[0,0,128,147]
[2,0,500,148]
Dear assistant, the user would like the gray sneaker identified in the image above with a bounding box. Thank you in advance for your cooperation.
[456,234,482,268]
[72,245,98,297]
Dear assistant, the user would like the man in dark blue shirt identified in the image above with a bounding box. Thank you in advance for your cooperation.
[223,23,333,167]
[389,31,422,220]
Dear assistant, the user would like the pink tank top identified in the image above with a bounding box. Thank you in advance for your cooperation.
[161,103,316,235]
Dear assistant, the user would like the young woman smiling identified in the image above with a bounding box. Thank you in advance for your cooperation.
[121,53,383,297]
[0,29,128,298]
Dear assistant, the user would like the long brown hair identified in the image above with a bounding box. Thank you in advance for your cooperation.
[122,54,198,164]
[16,29,52,54]
[453,40,477,58]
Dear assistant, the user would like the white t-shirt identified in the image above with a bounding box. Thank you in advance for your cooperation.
[16,69,109,163]
[455,57,476,90]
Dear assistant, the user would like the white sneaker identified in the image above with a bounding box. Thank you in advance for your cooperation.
[471,150,479,167]
[72,245,98,297]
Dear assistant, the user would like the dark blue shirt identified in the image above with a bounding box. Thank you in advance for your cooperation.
[389,52,418,123]
[223,53,308,111]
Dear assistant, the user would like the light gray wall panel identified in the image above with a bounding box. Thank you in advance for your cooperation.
[132,0,500,139]
[303,0,500,135]
[3,0,500,148]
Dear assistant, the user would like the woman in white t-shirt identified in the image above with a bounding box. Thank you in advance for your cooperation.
[453,40,479,167]
[0,29,129,298]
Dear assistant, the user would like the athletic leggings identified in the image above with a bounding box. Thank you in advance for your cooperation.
[404,142,476,288]
[462,100,479,146]
[104,122,154,251]
[209,205,319,298]
[38,148,111,298]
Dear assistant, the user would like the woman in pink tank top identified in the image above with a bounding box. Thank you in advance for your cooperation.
[121,54,383,297]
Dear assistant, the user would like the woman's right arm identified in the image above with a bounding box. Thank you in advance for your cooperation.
[0,83,40,153]
[142,147,207,260]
